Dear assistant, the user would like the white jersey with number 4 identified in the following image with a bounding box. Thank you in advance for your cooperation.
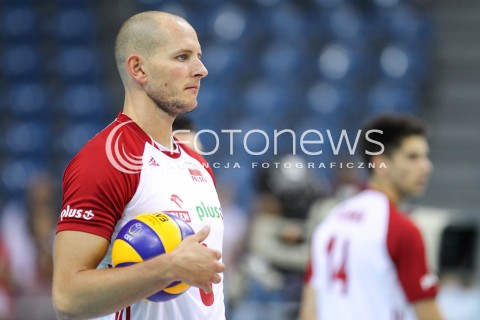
[57,113,225,320]
[306,190,438,320]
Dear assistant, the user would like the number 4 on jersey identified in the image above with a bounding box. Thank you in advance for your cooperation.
[326,236,349,294]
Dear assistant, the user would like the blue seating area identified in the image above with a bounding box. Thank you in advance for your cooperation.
[0,0,434,205]
[0,2,106,202]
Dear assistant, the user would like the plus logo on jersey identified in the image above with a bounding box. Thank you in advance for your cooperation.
[60,205,95,221]
[196,202,223,222]
[420,273,438,291]
[164,194,191,222]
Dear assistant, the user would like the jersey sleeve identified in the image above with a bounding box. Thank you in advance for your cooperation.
[57,125,142,241]
[387,203,438,302]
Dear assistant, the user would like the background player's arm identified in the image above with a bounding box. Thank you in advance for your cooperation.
[299,284,317,320]
[53,227,223,319]
[413,298,444,320]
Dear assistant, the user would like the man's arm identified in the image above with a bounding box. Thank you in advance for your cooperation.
[52,226,223,320]
[413,298,444,320]
[299,285,317,320]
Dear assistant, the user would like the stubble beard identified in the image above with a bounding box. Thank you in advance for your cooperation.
[146,87,197,118]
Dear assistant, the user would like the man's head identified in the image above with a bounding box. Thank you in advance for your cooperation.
[361,114,432,198]
[172,116,203,152]
[114,11,208,117]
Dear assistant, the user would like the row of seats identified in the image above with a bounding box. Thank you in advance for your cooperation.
[1,6,95,42]
[0,2,104,201]
[1,2,432,45]
[2,41,427,85]
[0,0,434,203]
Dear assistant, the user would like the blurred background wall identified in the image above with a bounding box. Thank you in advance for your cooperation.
[0,0,479,319]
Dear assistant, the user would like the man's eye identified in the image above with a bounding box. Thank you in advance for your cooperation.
[177,54,187,61]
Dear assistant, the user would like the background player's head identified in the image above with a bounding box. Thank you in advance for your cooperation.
[361,114,432,198]
[114,11,208,117]
[173,116,203,152]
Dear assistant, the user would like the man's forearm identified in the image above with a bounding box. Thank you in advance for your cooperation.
[53,253,176,319]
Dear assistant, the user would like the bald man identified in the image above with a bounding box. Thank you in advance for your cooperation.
[53,11,226,320]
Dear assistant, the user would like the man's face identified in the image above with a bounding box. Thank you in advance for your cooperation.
[385,135,432,198]
[144,20,208,117]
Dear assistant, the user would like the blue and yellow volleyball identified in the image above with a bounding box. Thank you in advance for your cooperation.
[112,212,195,302]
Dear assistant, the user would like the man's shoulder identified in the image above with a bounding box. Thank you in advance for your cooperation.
[388,203,421,234]
[85,115,150,154]
[332,189,388,213]
[65,115,150,178]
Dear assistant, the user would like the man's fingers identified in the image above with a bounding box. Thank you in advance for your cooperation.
[191,225,210,243]
[215,261,225,273]
[200,286,212,294]
[211,249,222,260]
[211,273,222,284]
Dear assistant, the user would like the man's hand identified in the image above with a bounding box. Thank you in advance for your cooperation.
[169,226,225,293]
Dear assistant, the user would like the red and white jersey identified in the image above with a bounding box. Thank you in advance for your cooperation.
[306,190,438,320]
[57,113,225,320]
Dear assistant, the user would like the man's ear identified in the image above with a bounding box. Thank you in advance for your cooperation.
[125,54,147,85]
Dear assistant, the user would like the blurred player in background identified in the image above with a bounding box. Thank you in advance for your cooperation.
[52,11,225,320]
[231,155,324,320]
[300,114,444,320]
[173,116,203,152]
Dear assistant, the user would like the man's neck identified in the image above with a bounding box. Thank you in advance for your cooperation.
[122,94,175,148]
[369,178,402,205]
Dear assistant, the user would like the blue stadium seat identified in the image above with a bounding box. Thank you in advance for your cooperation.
[306,81,357,123]
[53,7,94,43]
[193,82,233,127]
[2,44,42,80]
[317,42,357,81]
[367,80,418,115]
[1,5,39,41]
[58,122,103,157]
[313,0,347,9]
[5,121,51,157]
[2,0,37,4]
[254,0,301,8]
[201,42,243,81]
[156,2,188,21]
[0,157,46,200]
[243,78,297,127]
[7,82,49,120]
[55,0,93,6]
[327,5,369,44]
[135,0,171,6]
[60,84,107,121]
[386,4,433,47]
[371,0,400,7]
[379,43,429,85]
[266,3,307,43]
[260,40,303,79]
[209,4,247,42]
[56,46,99,82]
[214,164,255,208]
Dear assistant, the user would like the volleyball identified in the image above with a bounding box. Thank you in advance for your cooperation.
[112,212,195,302]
